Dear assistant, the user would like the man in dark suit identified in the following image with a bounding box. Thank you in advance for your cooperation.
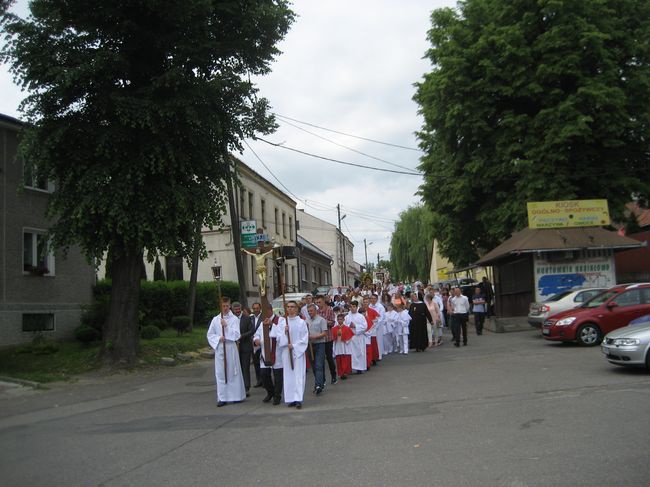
[250,302,264,387]
[233,302,255,397]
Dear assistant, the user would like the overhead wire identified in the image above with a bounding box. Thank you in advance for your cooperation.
[274,113,423,152]
[255,137,422,176]
[276,116,420,173]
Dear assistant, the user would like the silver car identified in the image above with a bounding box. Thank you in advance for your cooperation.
[601,322,650,369]
[528,288,607,328]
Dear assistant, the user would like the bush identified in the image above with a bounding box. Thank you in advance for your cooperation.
[92,279,239,326]
[81,295,110,334]
[74,325,100,344]
[171,315,191,335]
[147,318,168,330]
[141,325,161,340]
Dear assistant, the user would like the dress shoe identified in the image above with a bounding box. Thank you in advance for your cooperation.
[246,391,250,397]
[454,342,459,347]
[272,397,281,405]
[262,394,272,403]
[295,402,302,410]
[253,382,263,388]
[288,401,297,407]
[463,342,467,346]
[341,375,347,380]
[217,401,226,407]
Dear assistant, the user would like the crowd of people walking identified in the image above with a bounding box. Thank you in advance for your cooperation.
[207,278,494,409]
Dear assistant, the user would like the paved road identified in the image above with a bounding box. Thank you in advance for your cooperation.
[1,329,649,486]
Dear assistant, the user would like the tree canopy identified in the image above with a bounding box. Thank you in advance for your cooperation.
[389,205,438,282]
[1,0,294,364]
[414,0,650,266]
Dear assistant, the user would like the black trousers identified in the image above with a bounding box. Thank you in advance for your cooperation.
[261,367,283,401]
[325,341,337,381]
[239,349,252,391]
[451,313,468,344]
[474,312,486,335]
[253,349,261,384]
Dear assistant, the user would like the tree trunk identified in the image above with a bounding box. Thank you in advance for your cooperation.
[101,250,143,366]
[227,172,248,308]
[187,224,202,332]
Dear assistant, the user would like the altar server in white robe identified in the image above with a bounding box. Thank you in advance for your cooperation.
[396,303,412,354]
[384,303,398,354]
[345,300,367,373]
[369,294,386,359]
[207,297,246,406]
[274,301,309,409]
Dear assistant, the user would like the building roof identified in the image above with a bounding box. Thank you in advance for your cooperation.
[0,113,23,129]
[297,235,332,262]
[476,226,646,265]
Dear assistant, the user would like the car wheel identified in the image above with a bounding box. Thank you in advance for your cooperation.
[576,323,602,346]
[645,349,650,371]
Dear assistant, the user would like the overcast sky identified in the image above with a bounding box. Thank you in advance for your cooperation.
[0,0,457,267]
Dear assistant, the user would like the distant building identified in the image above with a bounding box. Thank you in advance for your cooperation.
[0,114,95,346]
[296,209,355,287]
[297,235,332,292]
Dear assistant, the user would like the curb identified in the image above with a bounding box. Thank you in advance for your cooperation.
[0,376,42,389]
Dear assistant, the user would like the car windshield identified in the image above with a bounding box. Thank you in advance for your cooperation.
[580,289,619,308]
[544,290,573,302]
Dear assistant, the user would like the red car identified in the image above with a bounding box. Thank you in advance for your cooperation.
[542,283,650,346]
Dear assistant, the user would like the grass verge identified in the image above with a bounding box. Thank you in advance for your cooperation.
[0,327,209,383]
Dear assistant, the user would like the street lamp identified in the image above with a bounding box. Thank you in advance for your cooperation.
[364,239,373,269]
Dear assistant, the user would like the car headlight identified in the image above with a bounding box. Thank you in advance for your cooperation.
[612,338,641,346]
[555,317,576,326]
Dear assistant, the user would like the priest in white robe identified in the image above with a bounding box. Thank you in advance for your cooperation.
[345,300,367,373]
[274,301,309,409]
[207,298,246,406]
[370,294,386,359]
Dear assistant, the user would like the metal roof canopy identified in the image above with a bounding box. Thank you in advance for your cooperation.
[476,227,646,266]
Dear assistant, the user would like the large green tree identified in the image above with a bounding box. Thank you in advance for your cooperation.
[389,205,439,282]
[1,0,294,365]
[414,0,650,266]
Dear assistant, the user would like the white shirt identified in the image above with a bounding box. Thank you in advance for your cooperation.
[450,294,471,314]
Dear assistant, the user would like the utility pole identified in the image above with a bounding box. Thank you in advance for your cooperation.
[337,204,346,286]
[377,252,380,269]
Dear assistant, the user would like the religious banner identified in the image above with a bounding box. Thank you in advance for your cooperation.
[527,199,610,229]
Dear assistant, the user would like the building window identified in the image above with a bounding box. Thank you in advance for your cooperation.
[302,263,308,282]
[23,160,54,192]
[274,208,279,234]
[261,199,266,229]
[23,230,55,276]
[240,188,246,219]
[282,212,286,238]
[312,266,317,285]
[289,216,293,241]
[165,256,184,281]
[22,313,55,332]
[248,191,254,221]
[318,267,322,285]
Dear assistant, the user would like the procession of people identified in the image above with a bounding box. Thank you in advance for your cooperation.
[207,278,494,409]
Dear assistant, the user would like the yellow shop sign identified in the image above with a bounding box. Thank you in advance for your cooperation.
[527,200,610,229]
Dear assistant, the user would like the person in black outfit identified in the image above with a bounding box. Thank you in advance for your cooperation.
[233,302,254,397]
[408,292,433,352]
[250,302,264,387]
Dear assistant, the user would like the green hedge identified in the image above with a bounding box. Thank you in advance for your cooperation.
[92,279,239,327]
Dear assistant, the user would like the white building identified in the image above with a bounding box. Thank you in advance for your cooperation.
[296,209,355,287]
[138,157,299,301]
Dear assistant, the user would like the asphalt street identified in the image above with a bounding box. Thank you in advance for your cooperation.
[1,329,649,487]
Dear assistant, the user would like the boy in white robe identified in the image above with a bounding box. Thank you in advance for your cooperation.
[396,303,412,354]
[207,297,246,406]
[345,300,367,373]
[275,301,309,409]
[369,294,386,359]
